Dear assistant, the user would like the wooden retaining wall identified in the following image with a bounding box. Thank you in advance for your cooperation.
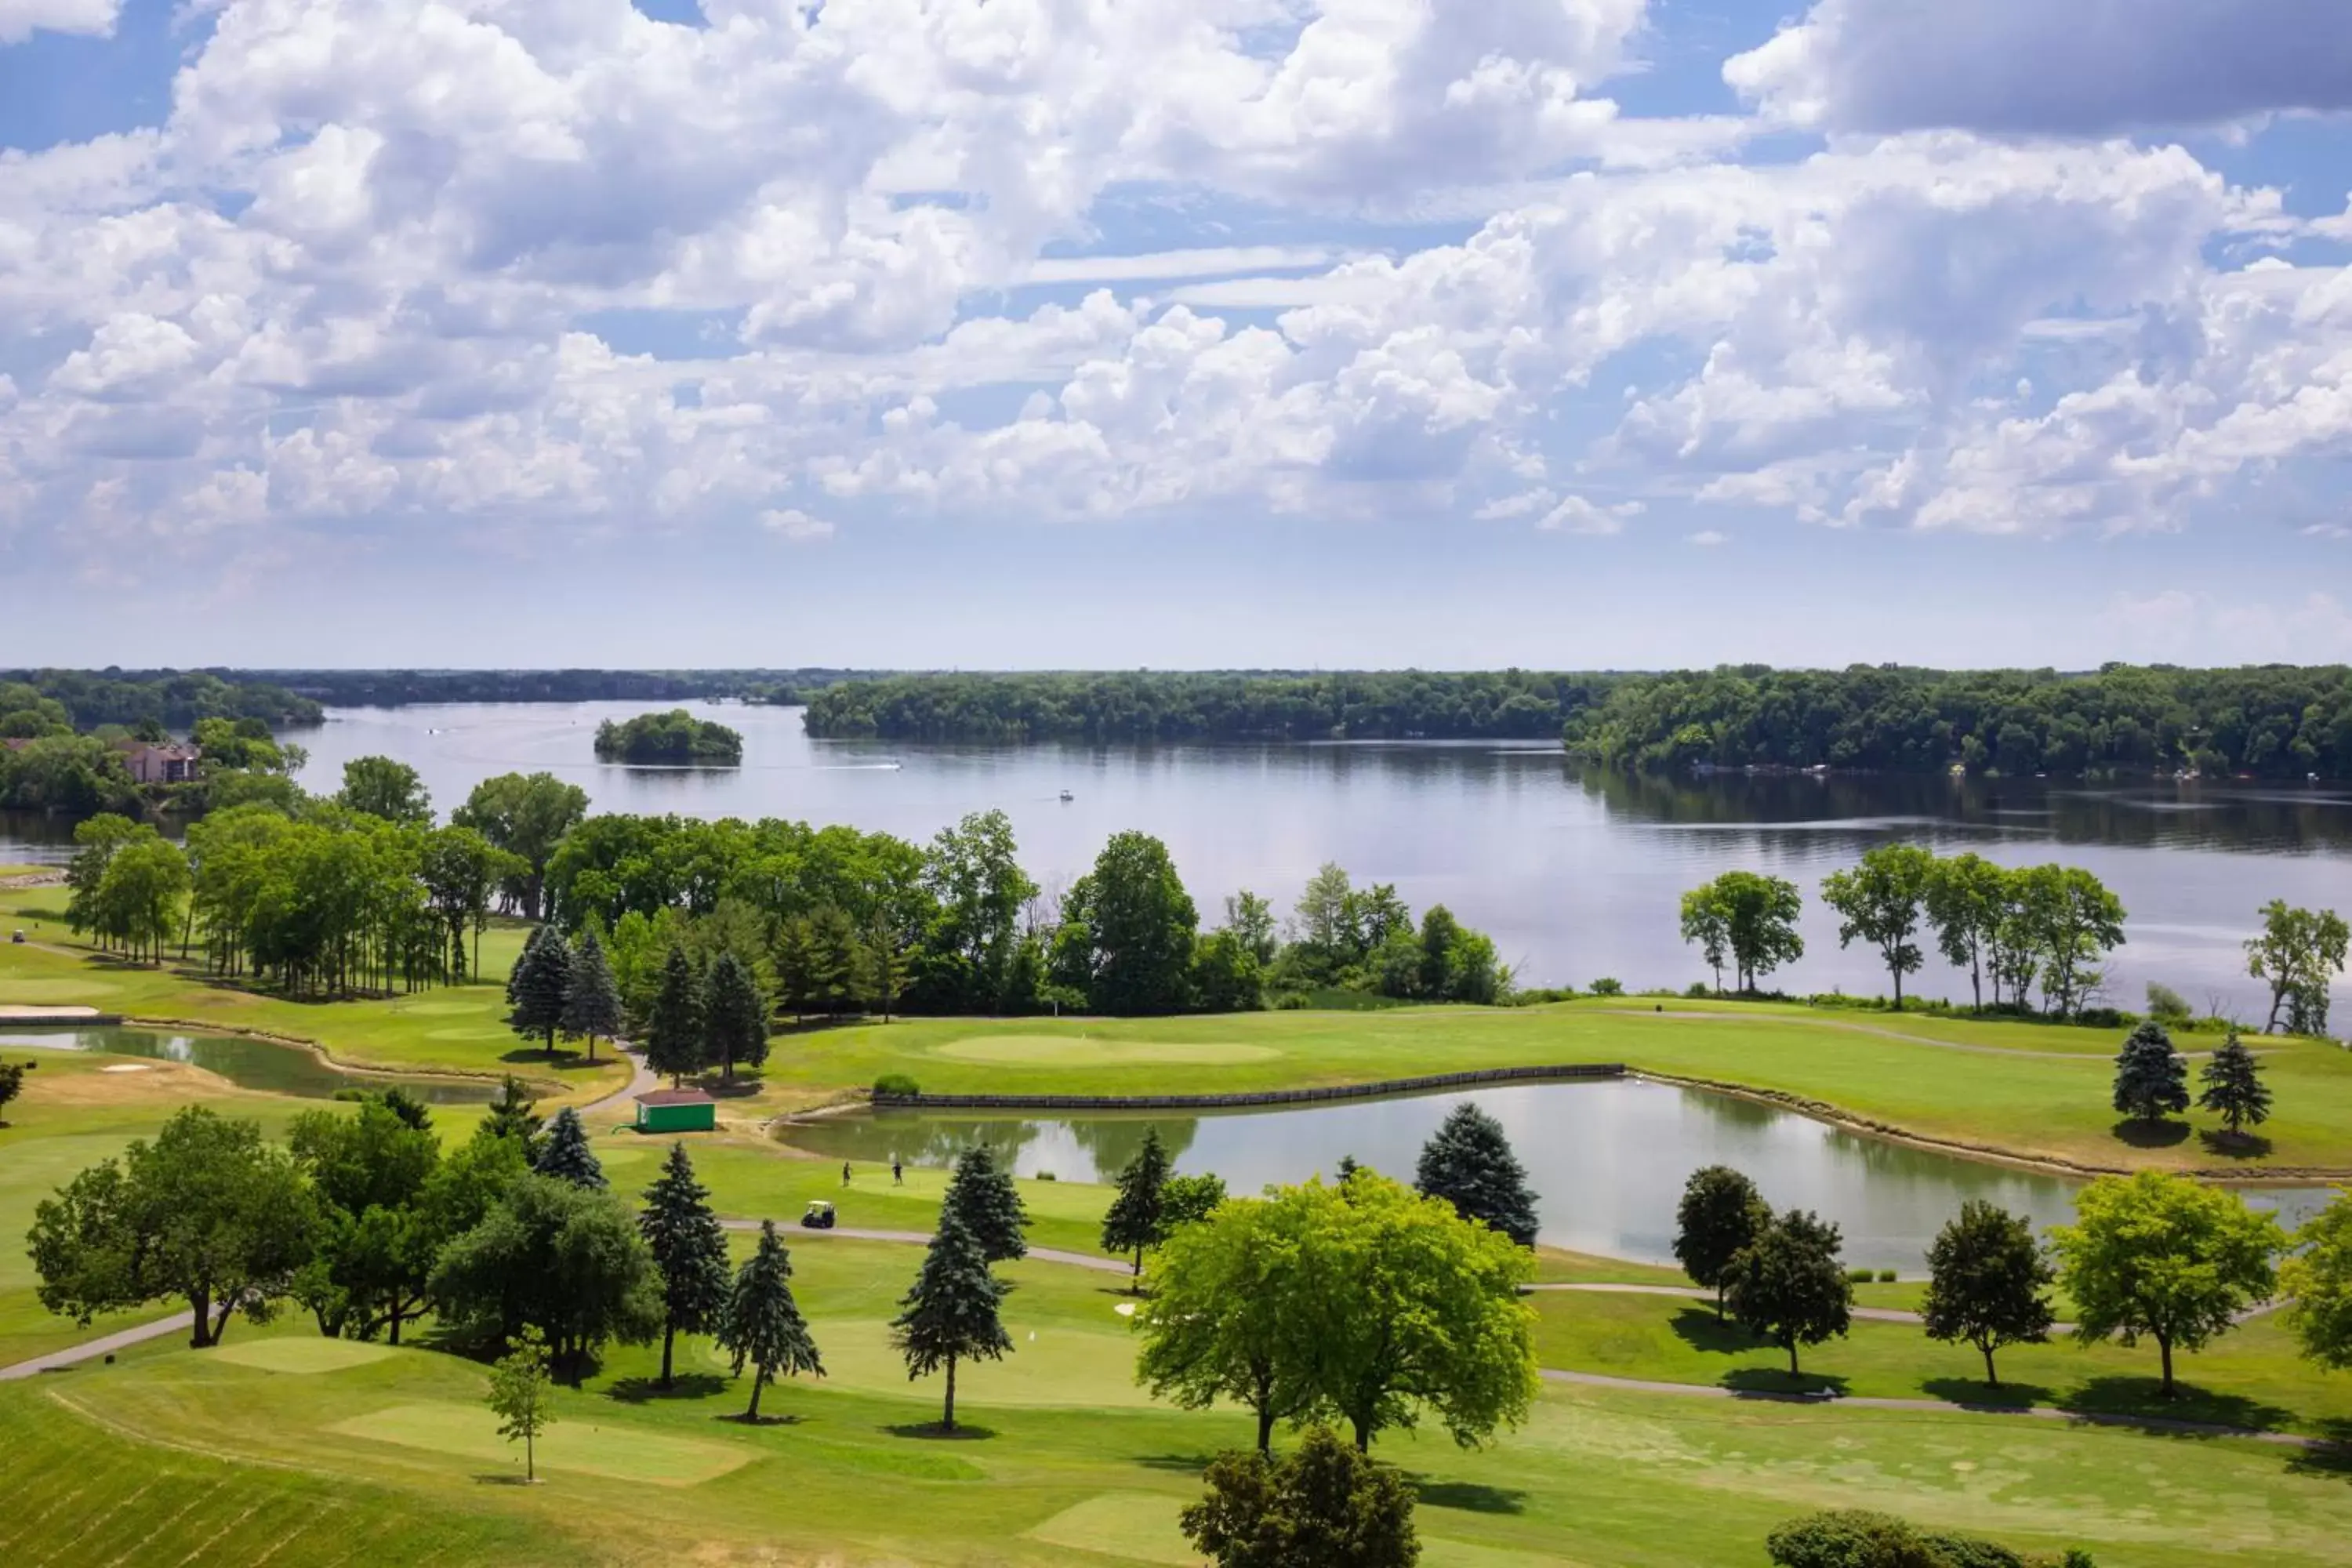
[876,1062,1626,1112]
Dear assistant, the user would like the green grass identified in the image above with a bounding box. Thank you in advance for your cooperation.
[1533,1287,2352,1436]
[11,1240,2352,1566]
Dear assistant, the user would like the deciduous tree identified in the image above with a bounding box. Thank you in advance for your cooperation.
[1820,844,1936,1007]
[488,1324,555,1483]
[1162,1172,1230,1232]
[0,1056,33,1124]
[28,1106,316,1348]
[1180,1425,1420,1568]
[891,1207,1012,1432]
[429,1173,661,1383]
[1921,1200,2056,1386]
[2050,1171,2282,1396]
[1925,852,2008,1012]
[337,756,432,826]
[2285,1192,2352,1371]
[1136,1198,1314,1453]
[1673,1166,1769,1318]
[2245,899,2349,1036]
[717,1220,824,1421]
[1680,872,1805,993]
[1413,1102,1539,1248]
[1722,1210,1852,1377]
[1055,831,1199,1014]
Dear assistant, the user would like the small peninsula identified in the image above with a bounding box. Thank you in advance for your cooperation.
[593,709,745,765]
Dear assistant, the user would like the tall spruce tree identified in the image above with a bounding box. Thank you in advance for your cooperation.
[891,1206,1011,1432]
[506,926,574,1057]
[644,945,705,1086]
[2112,1021,2190,1125]
[1921,1200,2056,1387]
[701,951,770,1084]
[639,1142,734,1389]
[1102,1125,1174,1286]
[1673,1166,1769,1319]
[532,1106,606,1190]
[1414,1102,1540,1247]
[717,1220,824,1421]
[480,1076,543,1146]
[943,1145,1029,1265]
[561,928,623,1065]
[2198,1028,2272,1136]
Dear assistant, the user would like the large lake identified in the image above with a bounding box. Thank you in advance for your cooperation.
[7,699,2349,1012]
[780,1080,2332,1269]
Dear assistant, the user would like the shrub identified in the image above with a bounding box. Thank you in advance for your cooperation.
[1766,1509,1947,1567]
[1589,978,1624,997]
[2144,982,2194,1028]
[1685,982,1713,998]
[872,1073,920,1102]
[1846,1267,1878,1284]
[1877,1269,1898,1283]
[1035,1171,1057,1181]
[2076,1007,2128,1029]
[1920,1534,2027,1568]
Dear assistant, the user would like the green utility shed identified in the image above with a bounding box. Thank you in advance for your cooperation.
[634,1087,717,1134]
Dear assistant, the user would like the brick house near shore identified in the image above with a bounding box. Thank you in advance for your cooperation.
[117,741,202,785]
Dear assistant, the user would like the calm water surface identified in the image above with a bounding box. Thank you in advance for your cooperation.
[6,699,2347,1012]
[780,1080,2333,1270]
[2,1026,499,1103]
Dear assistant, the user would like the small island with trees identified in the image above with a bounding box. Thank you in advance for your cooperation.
[593,710,745,766]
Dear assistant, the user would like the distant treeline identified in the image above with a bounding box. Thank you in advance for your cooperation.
[800,671,1617,742]
[235,669,886,708]
[1,670,321,731]
[1563,665,2352,779]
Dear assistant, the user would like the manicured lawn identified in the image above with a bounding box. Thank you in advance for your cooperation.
[12,1239,2352,1566]
[1532,1287,2352,1437]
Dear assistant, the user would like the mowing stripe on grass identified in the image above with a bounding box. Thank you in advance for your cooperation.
[328,1401,754,1485]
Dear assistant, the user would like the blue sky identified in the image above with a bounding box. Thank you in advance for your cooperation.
[2,0,2349,669]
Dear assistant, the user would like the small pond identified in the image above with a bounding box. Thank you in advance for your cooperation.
[780,1078,2335,1271]
[1,1026,501,1104]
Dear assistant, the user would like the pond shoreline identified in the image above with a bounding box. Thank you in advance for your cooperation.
[873,1061,1624,1112]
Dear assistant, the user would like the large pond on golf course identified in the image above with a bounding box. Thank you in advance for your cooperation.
[779,1078,2338,1272]
[1,1025,501,1104]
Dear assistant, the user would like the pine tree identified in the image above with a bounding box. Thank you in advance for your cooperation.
[717,1220,824,1421]
[865,917,908,1022]
[644,945,705,1086]
[944,1145,1029,1265]
[480,1075,543,1146]
[890,1207,1011,1432]
[2112,1021,2190,1124]
[561,928,623,1065]
[2198,1028,2272,1135]
[532,1106,606,1189]
[506,926,573,1057]
[1102,1125,1173,1286]
[1414,1102,1541,1247]
[771,917,815,1022]
[701,951,770,1084]
[640,1142,734,1389]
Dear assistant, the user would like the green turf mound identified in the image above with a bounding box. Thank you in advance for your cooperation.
[710,1319,1156,1408]
[210,1338,398,1374]
[329,1402,753,1485]
[932,1035,1279,1066]
[1022,1493,1194,1564]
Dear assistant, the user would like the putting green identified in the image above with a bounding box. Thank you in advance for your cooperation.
[0,978,122,1001]
[210,1338,397,1375]
[423,1025,512,1042]
[933,1036,1277,1066]
[329,1402,753,1485]
[1023,1493,1194,1564]
[710,1319,1156,1408]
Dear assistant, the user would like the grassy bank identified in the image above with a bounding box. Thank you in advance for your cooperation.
[12,1237,2352,1566]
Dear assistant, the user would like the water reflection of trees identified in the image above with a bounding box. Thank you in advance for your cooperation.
[788,1112,1199,1178]
[1573,768,2352,855]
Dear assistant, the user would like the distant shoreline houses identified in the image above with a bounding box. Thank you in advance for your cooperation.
[1,735,201,785]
